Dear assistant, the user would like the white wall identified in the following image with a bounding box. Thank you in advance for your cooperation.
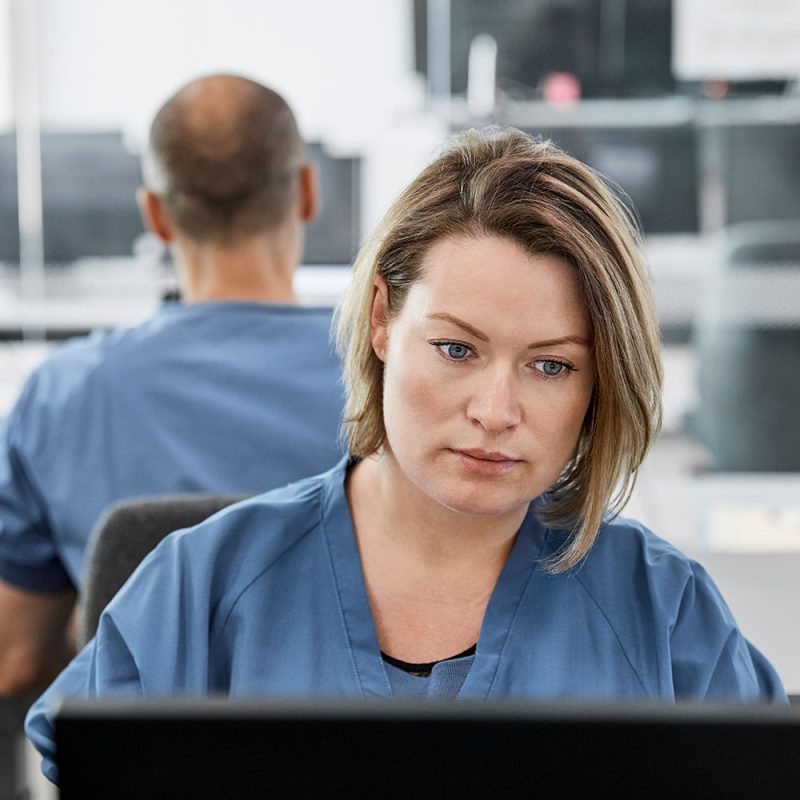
[0,0,12,128]
[33,0,422,150]
[10,0,439,235]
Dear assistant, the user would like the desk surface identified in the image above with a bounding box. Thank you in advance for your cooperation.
[0,261,353,339]
[0,235,714,339]
[626,435,800,693]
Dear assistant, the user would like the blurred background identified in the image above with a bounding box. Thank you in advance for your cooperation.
[1,2,799,790]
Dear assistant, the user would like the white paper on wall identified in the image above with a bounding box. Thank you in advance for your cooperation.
[673,0,800,82]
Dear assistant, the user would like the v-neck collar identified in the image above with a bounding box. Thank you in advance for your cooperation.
[320,458,552,699]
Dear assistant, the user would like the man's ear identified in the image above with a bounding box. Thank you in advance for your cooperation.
[298,163,319,224]
[370,275,389,362]
[137,188,174,243]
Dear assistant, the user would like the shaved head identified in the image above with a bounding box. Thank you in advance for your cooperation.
[143,74,304,242]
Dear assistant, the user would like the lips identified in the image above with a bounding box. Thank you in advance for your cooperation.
[457,448,519,462]
[450,448,521,476]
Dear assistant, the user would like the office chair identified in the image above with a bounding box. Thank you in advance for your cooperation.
[78,493,249,646]
[693,220,800,471]
[0,692,38,800]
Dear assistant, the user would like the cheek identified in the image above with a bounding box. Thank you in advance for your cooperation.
[382,345,458,444]
[384,357,445,429]
[533,382,594,452]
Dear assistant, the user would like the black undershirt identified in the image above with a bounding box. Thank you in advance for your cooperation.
[380,644,477,677]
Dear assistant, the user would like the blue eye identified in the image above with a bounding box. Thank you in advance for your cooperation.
[535,359,571,378]
[435,342,472,361]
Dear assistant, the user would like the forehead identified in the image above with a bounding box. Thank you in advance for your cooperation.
[403,234,590,341]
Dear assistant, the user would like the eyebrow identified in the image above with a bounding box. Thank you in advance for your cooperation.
[426,313,591,350]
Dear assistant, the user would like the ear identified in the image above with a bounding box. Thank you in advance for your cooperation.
[298,163,319,223]
[369,275,390,362]
[137,188,174,243]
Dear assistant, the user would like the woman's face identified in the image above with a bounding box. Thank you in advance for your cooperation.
[370,233,595,521]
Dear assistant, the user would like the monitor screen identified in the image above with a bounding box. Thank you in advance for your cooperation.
[415,0,675,100]
[0,134,362,267]
[0,133,20,263]
[718,122,800,227]
[303,142,361,266]
[40,132,144,263]
[517,123,700,236]
[55,696,800,798]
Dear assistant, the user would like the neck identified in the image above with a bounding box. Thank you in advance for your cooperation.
[348,451,524,582]
[173,227,300,304]
[346,452,525,663]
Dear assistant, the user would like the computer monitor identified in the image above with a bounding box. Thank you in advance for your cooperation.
[1,134,362,268]
[0,133,20,264]
[40,132,144,263]
[55,696,800,798]
[303,141,361,266]
[520,123,700,236]
[415,0,675,99]
[717,122,800,227]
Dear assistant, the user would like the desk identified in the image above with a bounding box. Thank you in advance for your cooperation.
[627,436,800,693]
[0,237,708,341]
[0,261,352,340]
[685,550,800,695]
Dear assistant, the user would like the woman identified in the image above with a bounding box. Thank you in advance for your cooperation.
[27,128,785,782]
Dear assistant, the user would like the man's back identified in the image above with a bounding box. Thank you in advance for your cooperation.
[0,301,343,592]
[0,72,335,701]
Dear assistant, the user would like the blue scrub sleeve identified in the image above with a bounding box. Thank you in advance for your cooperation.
[25,528,215,784]
[24,640,140,785]
[670,561,786,701]
[0,383,73,591]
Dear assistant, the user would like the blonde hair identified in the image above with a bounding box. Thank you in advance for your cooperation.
[336,128,662,571]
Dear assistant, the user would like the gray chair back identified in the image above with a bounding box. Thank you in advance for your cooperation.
[79,493,249,647]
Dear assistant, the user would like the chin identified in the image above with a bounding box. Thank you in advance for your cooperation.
[432,483,533,519]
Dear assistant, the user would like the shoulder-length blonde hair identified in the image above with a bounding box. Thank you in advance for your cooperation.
[336,127,662,571]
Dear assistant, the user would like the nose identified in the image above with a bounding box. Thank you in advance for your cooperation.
[466,366,522,434]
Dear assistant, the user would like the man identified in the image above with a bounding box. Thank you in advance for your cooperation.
[0,74,344,695]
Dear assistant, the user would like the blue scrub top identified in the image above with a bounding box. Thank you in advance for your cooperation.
[26,458,787,783]
[0,302,344,591]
